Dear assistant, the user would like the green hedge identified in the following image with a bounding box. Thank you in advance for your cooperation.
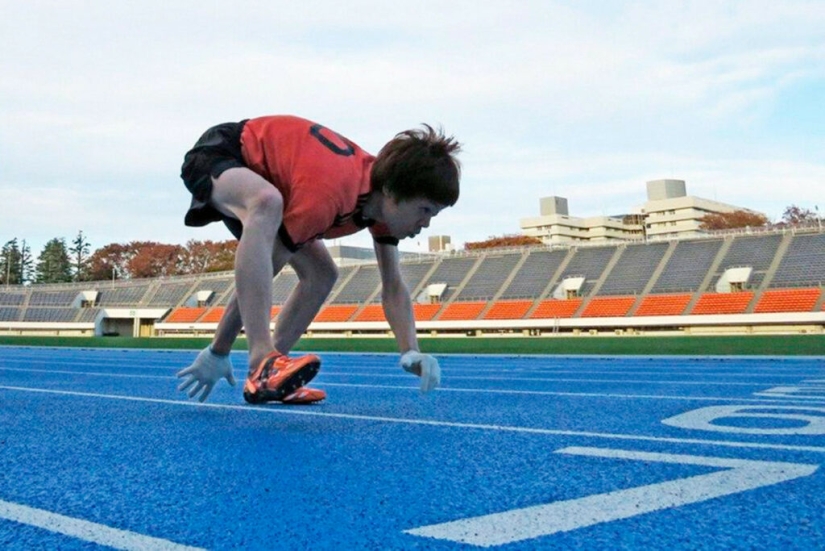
[0,334,822,356]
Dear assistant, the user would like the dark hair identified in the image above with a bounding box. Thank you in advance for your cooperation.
[371,124,461,206]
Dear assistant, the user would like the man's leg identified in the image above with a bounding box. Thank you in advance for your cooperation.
[273,240,339,354]
[207,167,292,370]
[209,292,242,356]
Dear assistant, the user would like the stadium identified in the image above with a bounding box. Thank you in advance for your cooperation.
[1,223,823,346]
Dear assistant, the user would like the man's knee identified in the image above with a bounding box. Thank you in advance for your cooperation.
[247,187,283,220]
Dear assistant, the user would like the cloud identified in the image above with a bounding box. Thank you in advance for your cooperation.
[1,1,823,255]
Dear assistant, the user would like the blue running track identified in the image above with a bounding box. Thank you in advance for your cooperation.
[1,346,824,550]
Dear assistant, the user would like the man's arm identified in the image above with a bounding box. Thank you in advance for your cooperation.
[374,241,440,392]
[374,241,417,353]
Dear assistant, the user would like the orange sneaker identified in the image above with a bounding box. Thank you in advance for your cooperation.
[279,387,327,405]
[243,352,321,404]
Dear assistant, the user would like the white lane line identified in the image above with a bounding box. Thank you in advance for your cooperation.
[3,359,822,377]
[0,367,169,379]
[0,366,802,388]
[1,384,824,454]
[319,382,825,404]
[0,499,204,551]
[2,368,825,403]
[404,447,818,547]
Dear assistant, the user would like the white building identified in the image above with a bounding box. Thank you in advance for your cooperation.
[519,196,643,245]
[519,179,764,244]
[639,179,762,239]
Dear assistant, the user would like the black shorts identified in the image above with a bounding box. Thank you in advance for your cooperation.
[181,120,248,233]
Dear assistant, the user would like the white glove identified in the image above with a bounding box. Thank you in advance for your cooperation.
[400,350,441,393]
[176,346,237,402]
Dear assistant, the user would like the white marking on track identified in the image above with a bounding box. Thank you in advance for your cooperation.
[1,384,824,453]
[0,498,204,551]
[404,447,818,547]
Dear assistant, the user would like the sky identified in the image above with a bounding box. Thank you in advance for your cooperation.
[1,0,824,256]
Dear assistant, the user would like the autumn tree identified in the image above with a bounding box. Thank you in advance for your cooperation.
[780,205,821,227]
[35,238,72,283]
[126,241,186,278]
[87,243,133,281]
[699,210,769,231]
[181,239,237,273]
[465,234,543,250]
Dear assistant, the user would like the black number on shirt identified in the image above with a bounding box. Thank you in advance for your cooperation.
[309,124,355,156]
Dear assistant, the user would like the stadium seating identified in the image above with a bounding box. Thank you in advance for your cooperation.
[557,246,615,295]
[0,307,21,321]
[76,308,100,322]
[499,249,567,299]
[420,256,479,302]
[97,284,151,306]
[398,261,438,303]
[28,290,77,307]
[455,254,522,301]
[529,299,583,319]
[333,265,381,304]
[0,292,26,306]
[437,301,486,321]
[581,296,637,317]
[753,288,821,313]
[271,271,299,304]
[5,229,825,334]
[483,300,533,320]
[770,233,825,288]
[413,303,442,321]
[353,304,386,322]
[713,234,782,289]
[146,281,197,307]
[165,307,207,323]
[652,239,722,293]
[634,294,692,316]
[314,304,359,322]
[598,243,668,296]
[23,308,78,322]
[200,307,225,323]
[690,292,755,315]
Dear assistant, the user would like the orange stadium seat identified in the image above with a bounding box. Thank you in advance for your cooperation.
[529,299,583,319]
[690,292,754,315]
[314,304,358,322]
[354,304,386,322]
[200,306,280,323]
[165,307,207,323]
[581,297,637,318]
[413,303,442,321]
[483,300,533,320]
[438,301,487,321]
[200,307,225,323]
[634,294,692,316]
[754,288,822,313]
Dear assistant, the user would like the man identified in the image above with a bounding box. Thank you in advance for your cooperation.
[176,115,461,404]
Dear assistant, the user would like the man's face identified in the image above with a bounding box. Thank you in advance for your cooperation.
[382,194,447,240]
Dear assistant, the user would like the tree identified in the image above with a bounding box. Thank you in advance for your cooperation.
[35,238,73,283]
[87,243,133,281]
[465,234,543,250]
[181,239,237,273]
[69,230,92,281]
[127,241,186,278]
[0,238,22,285]
[780,205,820,227]
[19,240,34,284]
[699,210,769,231]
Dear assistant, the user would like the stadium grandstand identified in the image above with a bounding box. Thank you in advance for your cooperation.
[1,226,823,339]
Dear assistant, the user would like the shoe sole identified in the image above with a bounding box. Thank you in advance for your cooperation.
[243,359,320,404]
